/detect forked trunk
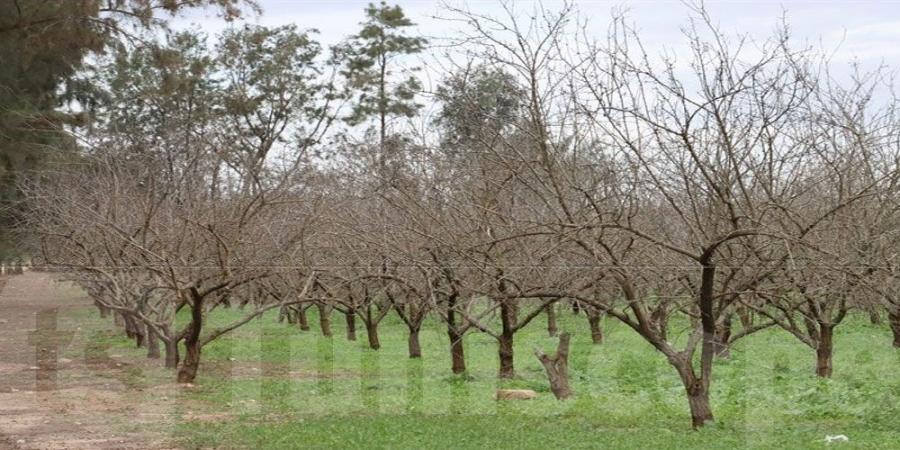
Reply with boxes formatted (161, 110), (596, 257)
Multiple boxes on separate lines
(816, 325), (834, 378)
(365, 320), (381, 350)
(178, 340), (201, 383)
(345, 311), (357, 341)
(672, 358), (714, 429)
(407, 327), (421, 358)
(687, 386), (714, 429)
(534, 332), (571, 400)
(177, 293), (203, 383)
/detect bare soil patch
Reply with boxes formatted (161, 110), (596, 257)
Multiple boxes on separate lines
(0, 272), (192, 450)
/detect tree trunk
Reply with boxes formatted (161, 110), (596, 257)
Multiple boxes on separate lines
(534, 332), (571, 400)
(687, 384), (714, 429)
(177, 292), (203, 384)
(545, 303), (558, 337)
(889, 308), (900, 348)
(365, 320), (380, 350)
(445, 294), (467, 374)
(164, 339), (179, 369)
(714, 314), (732, 359)
(449, 328), (466, 374)
(125, 316), (144, 348)
(869, 310), (882, 325)
(345, 311), (357, 341)
(587, 311), (603, 344)
(146, 326), (161, 359)
(498, 299), (517, 379)
(408, 327), (421, 358)
(738, 307), (753, 328)
(498, 331), (514, 379)
(671, 357), (714, 429)
(816, 325), (834, 378)
(97, 304), (109, 319)
(178, 339), (201, 383)
(317, 304), (332, 337)
(297, 307), (310, 331)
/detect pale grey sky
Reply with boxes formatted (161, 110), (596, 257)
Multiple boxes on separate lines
(175, 0), (900, 69)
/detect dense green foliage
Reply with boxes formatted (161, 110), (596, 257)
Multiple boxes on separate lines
(0, 0), (251, 258)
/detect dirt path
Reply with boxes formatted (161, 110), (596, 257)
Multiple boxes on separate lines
(0, 272), (181, 450)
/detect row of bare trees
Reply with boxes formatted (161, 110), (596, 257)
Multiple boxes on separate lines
(23, 2), (900, 429)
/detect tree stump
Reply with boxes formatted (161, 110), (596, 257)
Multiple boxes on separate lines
(534, 331), (571, 400)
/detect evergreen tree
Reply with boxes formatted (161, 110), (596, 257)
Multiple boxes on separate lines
(339, 1), (426, 173)
(0, 0), (251, 259)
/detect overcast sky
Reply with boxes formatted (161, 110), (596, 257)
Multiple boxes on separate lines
(174, 0), (900, 68)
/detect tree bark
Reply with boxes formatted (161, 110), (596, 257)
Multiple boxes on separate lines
(869, 310), (882, 325)
(445, 294), (466, 373)
(449, 328), (466, 374)
(345, 311), (357, 341)
(177, 294), (203, 384)
(714, 314), (732, 359)
(317, 304), (332, 337)
(498, 331), (514, 379)
(534, 332), (571, 400)
(816, 325), (834, 378)
(671, 356), (714, 430)
(738, 307), (753, 328)
(164, 338), (180, 369)
(498, 299), (517, 379)
(297, 307), (310, 331)
(687, 384), (714, 429)
(587, 311), (603, 344)
(146, 326), (161, 359)
(889, 308), (900, 348)
(365, 320), (380, 350)
(407, 327), (421, 358)
(545, 303), (558, 337)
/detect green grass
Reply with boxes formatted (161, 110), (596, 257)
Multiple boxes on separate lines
(64, 294), (900, 449)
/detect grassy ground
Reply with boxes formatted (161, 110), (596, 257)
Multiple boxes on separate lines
(67, 298), (900, 450)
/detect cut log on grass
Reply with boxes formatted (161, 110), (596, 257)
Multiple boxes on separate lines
(534, 331), (571, 400)
(494, 389), (537, 400)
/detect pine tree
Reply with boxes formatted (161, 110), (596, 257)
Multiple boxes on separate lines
(339, 1), (426, 174)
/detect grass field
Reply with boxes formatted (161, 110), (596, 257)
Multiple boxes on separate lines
(66, 299), (900, 449)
